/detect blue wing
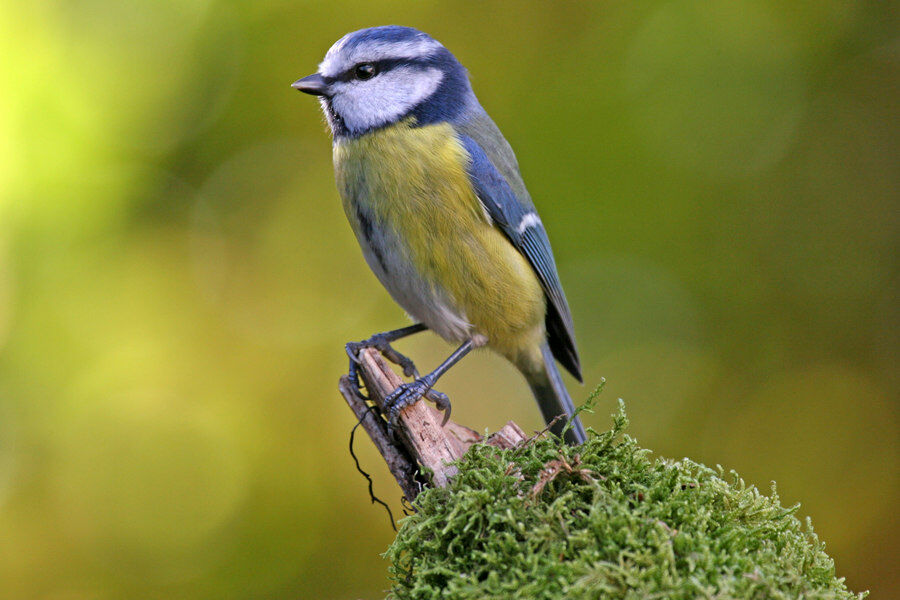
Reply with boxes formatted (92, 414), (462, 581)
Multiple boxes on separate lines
(457, 129), (582, 381)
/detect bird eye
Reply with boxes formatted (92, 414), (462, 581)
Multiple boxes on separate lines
(354, 63), (377, 80)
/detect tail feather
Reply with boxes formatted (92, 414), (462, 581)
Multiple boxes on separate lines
(525, 343), (587, 445)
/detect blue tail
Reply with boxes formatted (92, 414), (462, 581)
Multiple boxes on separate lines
(525, 343), (587, 445)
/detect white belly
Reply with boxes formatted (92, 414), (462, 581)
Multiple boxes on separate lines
(356, 222), (474, 343)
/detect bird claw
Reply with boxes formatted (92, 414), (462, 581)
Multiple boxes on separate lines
(346, 333), (421, 403)
(346, 334), (420, 380)
(345, 332), (451, 434)
(346, 354), (368, 400)
(385, 378), (453, 436)
(425, 389), (452, 425)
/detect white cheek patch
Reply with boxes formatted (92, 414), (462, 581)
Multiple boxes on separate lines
(319, 37), (442, 78)
(331, 66), (444, 133)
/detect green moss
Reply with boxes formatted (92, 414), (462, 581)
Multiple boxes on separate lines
(386, 400), (865, 599)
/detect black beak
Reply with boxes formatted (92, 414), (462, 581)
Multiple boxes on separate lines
(292, 73), (329, 96)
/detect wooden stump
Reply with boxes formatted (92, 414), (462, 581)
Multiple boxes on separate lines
(339, 347), (528, 501)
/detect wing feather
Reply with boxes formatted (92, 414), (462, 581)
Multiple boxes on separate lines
(456, 123), (582, 381)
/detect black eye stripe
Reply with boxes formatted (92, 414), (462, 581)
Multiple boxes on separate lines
(332, 57), (434, 83)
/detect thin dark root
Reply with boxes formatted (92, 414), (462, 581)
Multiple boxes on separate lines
(349, 408), (397, 531)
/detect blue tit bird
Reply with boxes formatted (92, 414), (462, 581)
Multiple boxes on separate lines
(293, 25), (586, 444)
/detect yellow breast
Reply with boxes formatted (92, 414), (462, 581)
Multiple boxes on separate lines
(333, 119), (545, 358)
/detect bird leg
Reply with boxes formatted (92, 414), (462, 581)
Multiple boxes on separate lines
(385, 340), (474, 437)
(346, 323), (428, 397)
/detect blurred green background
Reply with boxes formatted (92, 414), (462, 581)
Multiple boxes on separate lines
(0, 1), (896, 598)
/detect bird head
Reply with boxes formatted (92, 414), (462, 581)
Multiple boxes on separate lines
(293, 26), (476, 137)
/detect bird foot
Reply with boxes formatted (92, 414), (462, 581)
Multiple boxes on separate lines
(346, 334), (420, 398)
(385, 377), (452, 438)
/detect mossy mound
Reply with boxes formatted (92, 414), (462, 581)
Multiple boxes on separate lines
(386, 401), (864, 599)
